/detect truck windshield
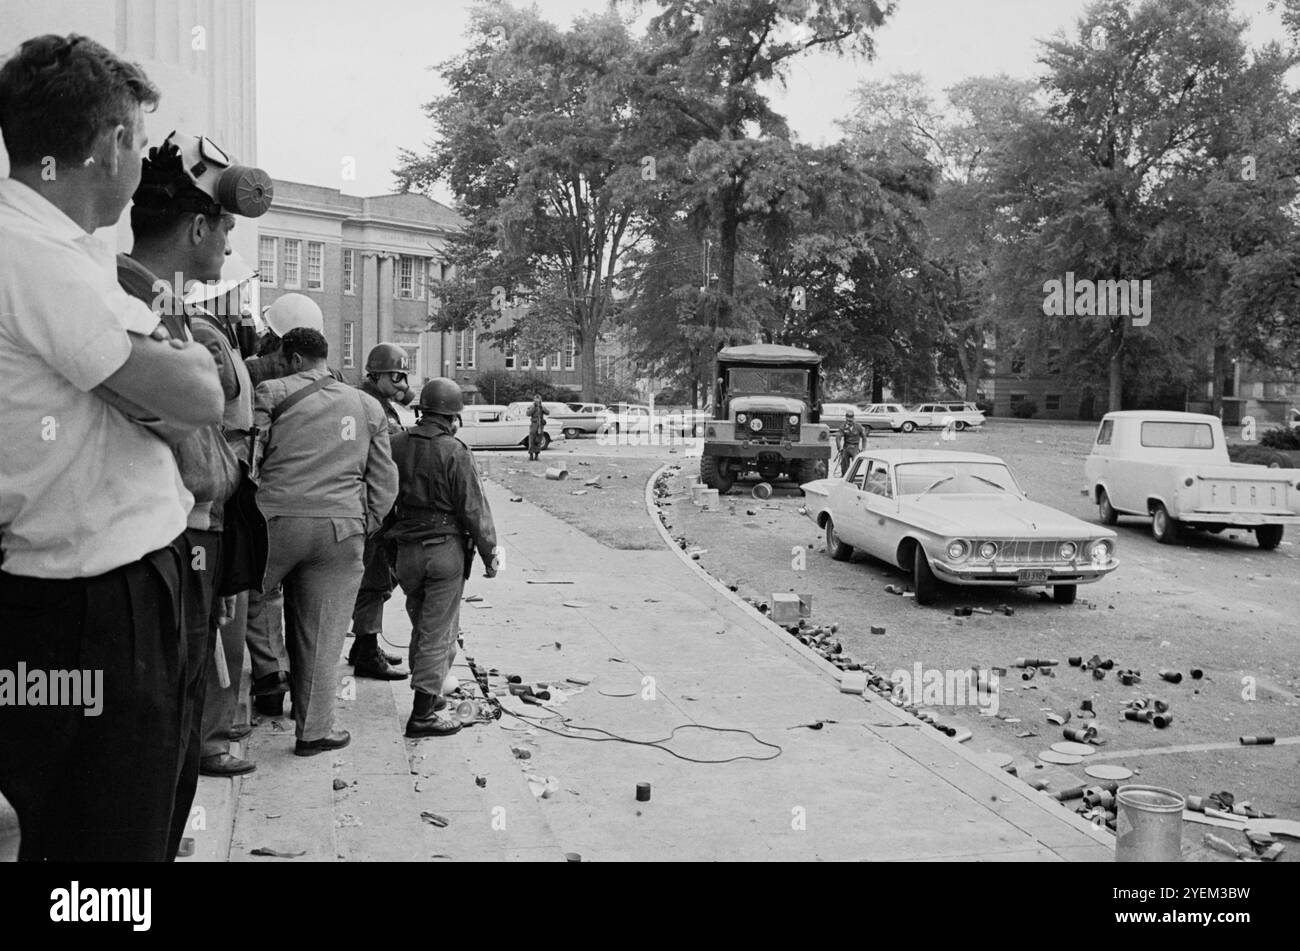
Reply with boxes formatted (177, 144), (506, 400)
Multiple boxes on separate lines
(727, 367), (809, 397)
(1140, 421), (1214, 449)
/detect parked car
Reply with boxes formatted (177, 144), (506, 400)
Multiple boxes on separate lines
(1084, 410), (1300, 548)
(910, 402), (986, 431)
(657, 405), (711, 436)
(505, 401), (587, 437)
(860, 403), (923, 432)
(801, 449), (1118, 605)
(820, 402), (869, 430)
(601, 402), (655, 434)
(459, 404), (554, 451)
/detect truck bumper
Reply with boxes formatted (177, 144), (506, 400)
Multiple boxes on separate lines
(1178, 512), (1300, 527)
(704, 442), (832, 461)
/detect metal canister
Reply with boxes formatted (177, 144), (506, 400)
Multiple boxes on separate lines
(1115, 785), (1185, 862)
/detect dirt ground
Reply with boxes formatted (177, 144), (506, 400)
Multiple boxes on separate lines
(479, 423), (1300, 861)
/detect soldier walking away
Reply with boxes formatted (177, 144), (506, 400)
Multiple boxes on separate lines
(388, 379), (499, 737)
(526, 393), (548, 461)
(836, 408), (868, 476)
(346, 342), (412, 680)
(251, 328), (398, 755)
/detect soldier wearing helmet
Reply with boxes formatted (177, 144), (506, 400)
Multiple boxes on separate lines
(387, 378), (498, 737)
(345, 342), (414, 679)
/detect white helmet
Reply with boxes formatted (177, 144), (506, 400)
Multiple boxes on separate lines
(264, 293), (323, 337)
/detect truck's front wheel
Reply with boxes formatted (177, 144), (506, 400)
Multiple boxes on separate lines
(1256, 525), (1284, 550)
(1151, 504), (1180, 545)
(700, 455), (734, 494)
(1097, 489), (1118, 526)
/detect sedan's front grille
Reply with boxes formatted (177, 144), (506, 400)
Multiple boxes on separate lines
(976, 539), (1073, 564)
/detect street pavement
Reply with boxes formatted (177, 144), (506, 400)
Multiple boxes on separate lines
(187, 474), (1115, 862)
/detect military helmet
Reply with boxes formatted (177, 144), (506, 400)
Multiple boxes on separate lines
(417, 377), (464, 415)
(264, 293), (323, 337)
(365, 342), (409, 374)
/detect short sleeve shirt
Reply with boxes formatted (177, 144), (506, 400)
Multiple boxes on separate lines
(0, 178), (191, 578)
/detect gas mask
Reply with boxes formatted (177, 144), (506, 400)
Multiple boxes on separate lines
(138, 131), (273, 218)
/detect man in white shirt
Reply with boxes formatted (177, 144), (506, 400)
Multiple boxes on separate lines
(0, 34), (224, 862)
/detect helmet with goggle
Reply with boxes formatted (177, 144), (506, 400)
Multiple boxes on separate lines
(133, 131), (273, 219)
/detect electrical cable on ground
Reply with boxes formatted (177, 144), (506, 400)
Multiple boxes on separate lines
(499, 707), (782, 764)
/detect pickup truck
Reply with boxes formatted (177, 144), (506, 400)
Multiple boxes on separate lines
(1084, 410), (1300, 549)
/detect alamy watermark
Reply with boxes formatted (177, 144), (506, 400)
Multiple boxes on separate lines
(889, 663), (999, 716)
(0, 664), (103, 716)
(1042, 272), (1151, 327)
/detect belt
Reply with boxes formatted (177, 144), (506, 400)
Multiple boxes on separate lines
(395, 503), (462, 532)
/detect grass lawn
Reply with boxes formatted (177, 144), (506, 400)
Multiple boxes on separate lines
(480, 451), (667, 550)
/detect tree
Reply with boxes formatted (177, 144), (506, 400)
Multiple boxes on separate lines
(843, 73), (1042, 401)
(989, 0), (1300, 411)
(622, 0), (895, 340)
(397, 3), (657, 400)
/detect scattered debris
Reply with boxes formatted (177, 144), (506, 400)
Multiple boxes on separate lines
(475, 775), (487, 788)
(420, 812), (450, 828)
(332, 778), (348, 791)
(250, 847), (306, 858)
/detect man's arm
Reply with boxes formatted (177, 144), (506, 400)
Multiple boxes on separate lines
(97, 331), (223, 430)
(362, 407), (399, 534)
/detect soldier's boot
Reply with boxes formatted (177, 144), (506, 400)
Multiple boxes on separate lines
(405, 689), (461, 738)
(351, 634), (409, 681)
(347, 632), (403, 667)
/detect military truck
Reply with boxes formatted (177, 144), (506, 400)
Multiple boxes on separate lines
(699, 344), (832, 494)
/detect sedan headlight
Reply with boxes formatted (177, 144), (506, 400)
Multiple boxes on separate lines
(1058, 541), (1078, 560)
(750, 417), (763, 432)
(788, 414), (799, 426)
(977, 541), (998, 560)
(736, 413), (747, 425)
(1089, 539), (1114, 565)
(946, 539), (969, 561)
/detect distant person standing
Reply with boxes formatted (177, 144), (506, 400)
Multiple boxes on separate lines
(0, 34), (223, 861)
(389, 379), (498, 737)
(836, 408), (868, 476)
(526, 394), (548, 461)
(251, 329), (398, 755)
(346, 342), (412, 680)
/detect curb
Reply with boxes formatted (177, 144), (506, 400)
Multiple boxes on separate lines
(643, 462), (1116, 851)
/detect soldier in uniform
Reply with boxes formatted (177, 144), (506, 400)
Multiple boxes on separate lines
(388, 379), (498, 737)
(526, 393), (548, 461)
(346, 342), (413, 679)
(836, 408), (868, 476)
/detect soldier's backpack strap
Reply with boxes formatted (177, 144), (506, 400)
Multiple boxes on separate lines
(270, 375), (335, 424)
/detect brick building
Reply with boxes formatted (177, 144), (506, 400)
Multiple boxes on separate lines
(258, 179), (585, 399)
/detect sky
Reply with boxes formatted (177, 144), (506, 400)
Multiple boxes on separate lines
(256, 0), (1290, 204)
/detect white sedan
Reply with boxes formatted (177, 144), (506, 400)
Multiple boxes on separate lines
(801, 449), (1118, 605)
(457, 404), (556, 451)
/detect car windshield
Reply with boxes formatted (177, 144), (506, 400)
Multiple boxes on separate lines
(895, 461), (1020, 496)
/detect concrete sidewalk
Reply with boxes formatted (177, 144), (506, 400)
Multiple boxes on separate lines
(194, 472), (1114, 862)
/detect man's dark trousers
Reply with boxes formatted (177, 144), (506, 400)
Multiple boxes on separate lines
(0, 540), (187, 861)
(166, 528), (222, 860)
(351, 533), (396, 636)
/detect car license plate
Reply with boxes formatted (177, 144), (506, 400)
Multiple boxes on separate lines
(1018, 570), (1049, 583)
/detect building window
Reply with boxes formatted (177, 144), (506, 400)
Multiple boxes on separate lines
(455, 329), (476, 369)
(416, 259), (426, 300)
(565, 336), (576, 371)
(306, 241), (324, 290)
(1010, 353), (1025, 375)
(1047, 347), (1061, 375)
(521, 355), (532, 370)
(551, 349), (562, 372)
(283, 239), (301, 289)
(1009, 392), (1027, 407)
(342, 249), (355, 295)
(343, 322), (356, 369)
(1045, 393), (1061, 411)
(397, 255), (413, 297)
(259, 236), (277, 286)
(505, 349), (516, 370)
